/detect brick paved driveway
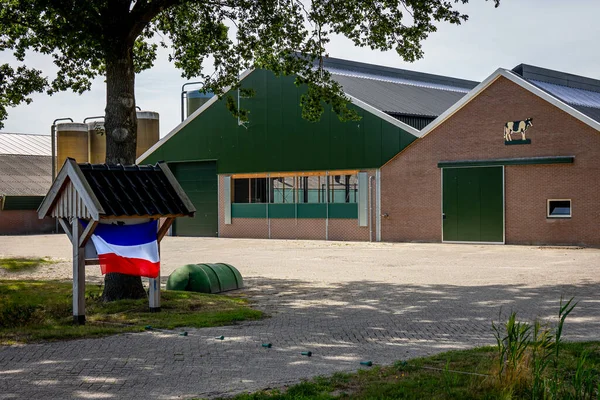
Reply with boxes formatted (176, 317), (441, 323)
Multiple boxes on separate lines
(1, 237), (600, 399)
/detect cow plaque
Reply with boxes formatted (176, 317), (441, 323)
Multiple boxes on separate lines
(504, 118), (533, 145)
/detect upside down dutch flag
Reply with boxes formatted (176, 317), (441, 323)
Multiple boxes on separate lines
(90, 220), (160, 278)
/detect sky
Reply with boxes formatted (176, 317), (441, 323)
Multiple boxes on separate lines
(2, 0), (600, 137)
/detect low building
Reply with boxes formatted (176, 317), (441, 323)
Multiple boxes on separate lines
(0, 133), (54, 235)
(140, 58), (600, 247)
(381, 64), (600, 247)
(139, 57), (478, 240)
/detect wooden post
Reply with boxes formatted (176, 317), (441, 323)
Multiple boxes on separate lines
(72, 218), (86, 324)
(149, 233), (160, 312)
(149, 218), (174, 312)
(149, 274), (161, 312)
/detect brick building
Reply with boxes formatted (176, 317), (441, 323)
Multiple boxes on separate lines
(139, 59), (600, 246)
(381, 65), (600, 247)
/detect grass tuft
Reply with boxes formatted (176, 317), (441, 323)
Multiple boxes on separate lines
(0, 280), (262, 344)
(0, 257), (57, 271)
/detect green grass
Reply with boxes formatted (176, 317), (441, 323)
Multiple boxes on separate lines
(0, 257), (57, 271)
(220, 343), (600, 400)
(0, 280), (262, 344)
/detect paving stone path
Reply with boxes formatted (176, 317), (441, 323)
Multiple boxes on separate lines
(1, 238), (600, 399)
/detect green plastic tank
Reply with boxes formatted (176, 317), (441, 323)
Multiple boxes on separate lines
(166, 263), (243, 293)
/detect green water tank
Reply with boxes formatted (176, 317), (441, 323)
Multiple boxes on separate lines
(166, 263), (243, 293)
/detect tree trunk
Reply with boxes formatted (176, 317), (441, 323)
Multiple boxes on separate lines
(101, 40), (146, 302)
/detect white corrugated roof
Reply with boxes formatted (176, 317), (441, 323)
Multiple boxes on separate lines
(0, 154), (52, 196)
(0, 132), (51, 156)
(531, 80), (600, 109)
(327, 68), (471, 94)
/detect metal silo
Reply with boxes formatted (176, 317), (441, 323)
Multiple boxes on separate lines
(56, 122), (88, 169)
(87, 121), (106, 164)
(136, 111), (160, 158)
(186, 90), (214, 117)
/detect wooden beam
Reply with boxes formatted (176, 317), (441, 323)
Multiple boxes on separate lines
(37, 163), (71, 219)
(72, 218), (86, 325)
(157, 218), (174, 242)
(58, 218), (73, 243)
(66, 159), (104, 219)
(101, 213), (187, 220)
(230, 170), (360, 179)
(78, 220), (98, 248)
(85, 258), (99, 266)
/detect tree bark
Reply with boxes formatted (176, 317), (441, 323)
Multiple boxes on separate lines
(101, 39), (146, 302)
(104, 42), (137, 165)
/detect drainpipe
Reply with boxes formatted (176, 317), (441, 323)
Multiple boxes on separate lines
(325, 172), (329, 241)
(369, 175), (374, 242)
(181, 81), (203, 122)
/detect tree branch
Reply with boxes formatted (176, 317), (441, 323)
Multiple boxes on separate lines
(128, 0), (182, 42)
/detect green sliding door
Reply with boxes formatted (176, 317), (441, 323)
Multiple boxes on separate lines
(442, 166), (503, 243)
(171, 161), (218, 237)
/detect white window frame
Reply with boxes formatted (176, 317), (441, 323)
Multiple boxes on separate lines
(547, 199), (572, 218)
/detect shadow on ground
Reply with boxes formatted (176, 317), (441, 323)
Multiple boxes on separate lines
(1, 277), (599, 399)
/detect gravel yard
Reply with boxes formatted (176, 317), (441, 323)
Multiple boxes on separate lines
(1, 235), (599, 399)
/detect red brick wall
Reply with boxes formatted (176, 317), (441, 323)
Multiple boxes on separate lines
(328, 219), (370, 241)
(0, 210), (55, 235)
(220, 218), (269, 239)
(270, 219), (326, 240)
(381, 76), (600, 246)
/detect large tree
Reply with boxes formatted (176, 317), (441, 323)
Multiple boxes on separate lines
(0, 0), (498, 301)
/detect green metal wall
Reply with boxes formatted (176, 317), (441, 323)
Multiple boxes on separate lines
(442, 167), (504, 243)
(1, 196), (45, 211)
(142, 69), (417, 174)
(231, 203), (358, 219)
(170, 161), (218, 237)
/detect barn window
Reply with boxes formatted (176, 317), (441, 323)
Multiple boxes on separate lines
(297, 175), (326, 203)
(547, 199), (571, 218)
(329, 174), (358, 203)
(233, 178), (267, 203)
(269, 177), (295, 203)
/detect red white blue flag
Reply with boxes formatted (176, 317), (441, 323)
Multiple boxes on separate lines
(90, 220), (160, 278)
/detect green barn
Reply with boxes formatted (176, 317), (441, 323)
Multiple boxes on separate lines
(139, 57), (477, 240)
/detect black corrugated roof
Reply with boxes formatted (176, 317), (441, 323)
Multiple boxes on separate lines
(78, 163), (194, 217)
(319, 57), (479, 118)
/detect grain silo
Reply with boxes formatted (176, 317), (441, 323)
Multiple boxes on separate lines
(83, 111), (159, 163)
(136, 111), (159, 158)
(87, 121), (106, 164)
(56, 122), (88, 169)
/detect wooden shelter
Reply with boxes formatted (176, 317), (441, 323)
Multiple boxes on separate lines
(38, 158), (196, 324)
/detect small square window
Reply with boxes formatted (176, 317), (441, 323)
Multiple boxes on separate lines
(547, 199), (571, 218)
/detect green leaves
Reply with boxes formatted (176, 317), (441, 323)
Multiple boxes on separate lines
(0, 64), (47, 129)
(0, 0), (501, 127)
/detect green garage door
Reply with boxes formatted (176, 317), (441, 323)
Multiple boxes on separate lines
(171, 161), (218, 237)
(443, 166), (504, 243)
